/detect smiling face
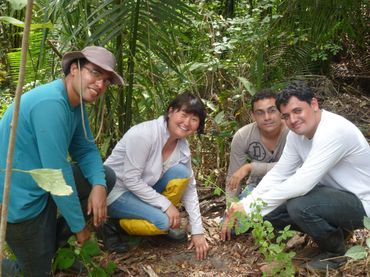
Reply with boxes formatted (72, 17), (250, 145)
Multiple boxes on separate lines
(68, 61), (112, 106)
(280, 96), (321, 139)
(167, 107), (200, 139)
(252, 97), (283, 134)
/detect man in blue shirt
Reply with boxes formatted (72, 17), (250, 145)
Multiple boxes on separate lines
(0, 46), (124, 276)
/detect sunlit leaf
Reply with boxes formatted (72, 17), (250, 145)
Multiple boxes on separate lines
(0, 16), (53, 30)
(7, 0), (27, 11)
(13, 168), (73, 196)
(237, 77), (256, 96)
(345, 245), (367, 260)
(214, 111), (225, 124)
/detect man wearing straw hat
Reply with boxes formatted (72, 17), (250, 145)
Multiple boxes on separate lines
(0, 46), (124, 276)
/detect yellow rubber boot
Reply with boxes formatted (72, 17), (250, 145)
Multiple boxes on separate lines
(119, 219), (167, 236)
(162, 177), (189, 205)
(119, 178), (189, 236)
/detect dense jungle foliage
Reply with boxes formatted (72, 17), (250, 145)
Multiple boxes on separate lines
(1, 0), (369, 186)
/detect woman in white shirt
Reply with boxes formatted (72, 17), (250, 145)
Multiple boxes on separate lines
(104, 92), (209, 260)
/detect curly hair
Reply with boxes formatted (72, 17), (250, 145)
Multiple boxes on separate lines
(276, 81), (315, 111)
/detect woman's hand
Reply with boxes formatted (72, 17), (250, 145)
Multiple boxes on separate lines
(165, 203), (180, 229)
(188, 234), (209, 260)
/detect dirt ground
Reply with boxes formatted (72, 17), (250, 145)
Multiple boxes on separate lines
(70, 207), (370, 277)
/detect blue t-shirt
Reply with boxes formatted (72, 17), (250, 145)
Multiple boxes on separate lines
(0, 79), (106, 232)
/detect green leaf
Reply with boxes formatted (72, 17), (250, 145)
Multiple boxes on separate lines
(54, 248), (75, 270)
(14, 168), (73, 196)
(366, 238), (370, 249)
(105, 261), (117, 275)
(214, 111), (225, 124)
(0, 16), (24, 26)
(0, 16), (53, 30)
(363, 216), (370, 229)
(213, 186), (222, 196)
(7, 0), (27, 10)
(90, 267), (108, 277)
(189, 62), (208, 72)
(237, 77), (256, 96)
(268, 244), (283, 254)
(82, 240), (101, 257)
(80, 249), (92, 264)
(345, 245), (367, 260)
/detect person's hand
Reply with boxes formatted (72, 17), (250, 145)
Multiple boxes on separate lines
(87, 185), (107, 227)
(165, 203), (180, 229)
(220, 208), (232, 241)
(75, 226), (90, 245)
(227, 164), (251, 191)
(188, 234), (209, 260)
(221, 202), (246, 241)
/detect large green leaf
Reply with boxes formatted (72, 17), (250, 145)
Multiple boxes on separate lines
(13, 168), (73, 196)
(54, 248), (75, 270)
(0, 16), (53, 29)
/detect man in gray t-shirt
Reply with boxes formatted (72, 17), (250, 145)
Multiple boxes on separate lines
(226, 89), (288, 203)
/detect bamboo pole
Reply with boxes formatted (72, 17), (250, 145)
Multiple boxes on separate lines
(0, 0), (34, 274)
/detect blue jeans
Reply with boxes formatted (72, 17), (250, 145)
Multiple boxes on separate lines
(2, 165), (116, 277)
(264, 185), (366, 242)
(108, 164), (189, 231)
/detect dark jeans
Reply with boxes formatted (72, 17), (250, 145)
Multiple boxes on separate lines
(264, 185), (366, 243)
(2, 165), (116, 277)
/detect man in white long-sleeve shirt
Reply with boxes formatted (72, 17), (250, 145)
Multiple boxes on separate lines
(221, 81), (370, 271)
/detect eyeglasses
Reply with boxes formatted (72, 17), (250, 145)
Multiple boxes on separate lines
(83, 66), (111, 87)
(253, 107), (279, 117)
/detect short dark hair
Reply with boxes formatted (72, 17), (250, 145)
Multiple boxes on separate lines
(276, 81), (315, 111)
(64, 58), (88, 75)
(250, 89), (278, 111)
(165, 92), (206, 135)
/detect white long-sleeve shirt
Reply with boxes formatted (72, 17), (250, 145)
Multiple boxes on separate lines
(105, 116), (203, 234)
(241, 110), (370, 217)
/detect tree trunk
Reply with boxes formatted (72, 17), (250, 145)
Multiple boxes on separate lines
(0, 0), (34, 271)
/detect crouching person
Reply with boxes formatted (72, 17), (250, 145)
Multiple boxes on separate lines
(0, 46), (124, 276)
(102, 92), (209, 260)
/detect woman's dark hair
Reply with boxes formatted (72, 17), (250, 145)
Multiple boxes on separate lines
(165, 92), (206, 135)
(276, 81), (315, 111)
(250, 89), (278, 111)
(64, 58), (88, 75)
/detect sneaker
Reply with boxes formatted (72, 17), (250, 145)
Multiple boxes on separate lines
(96, 219), (129, 253)
(165, 229), (188, 242)
(305, 251), (347, 271)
